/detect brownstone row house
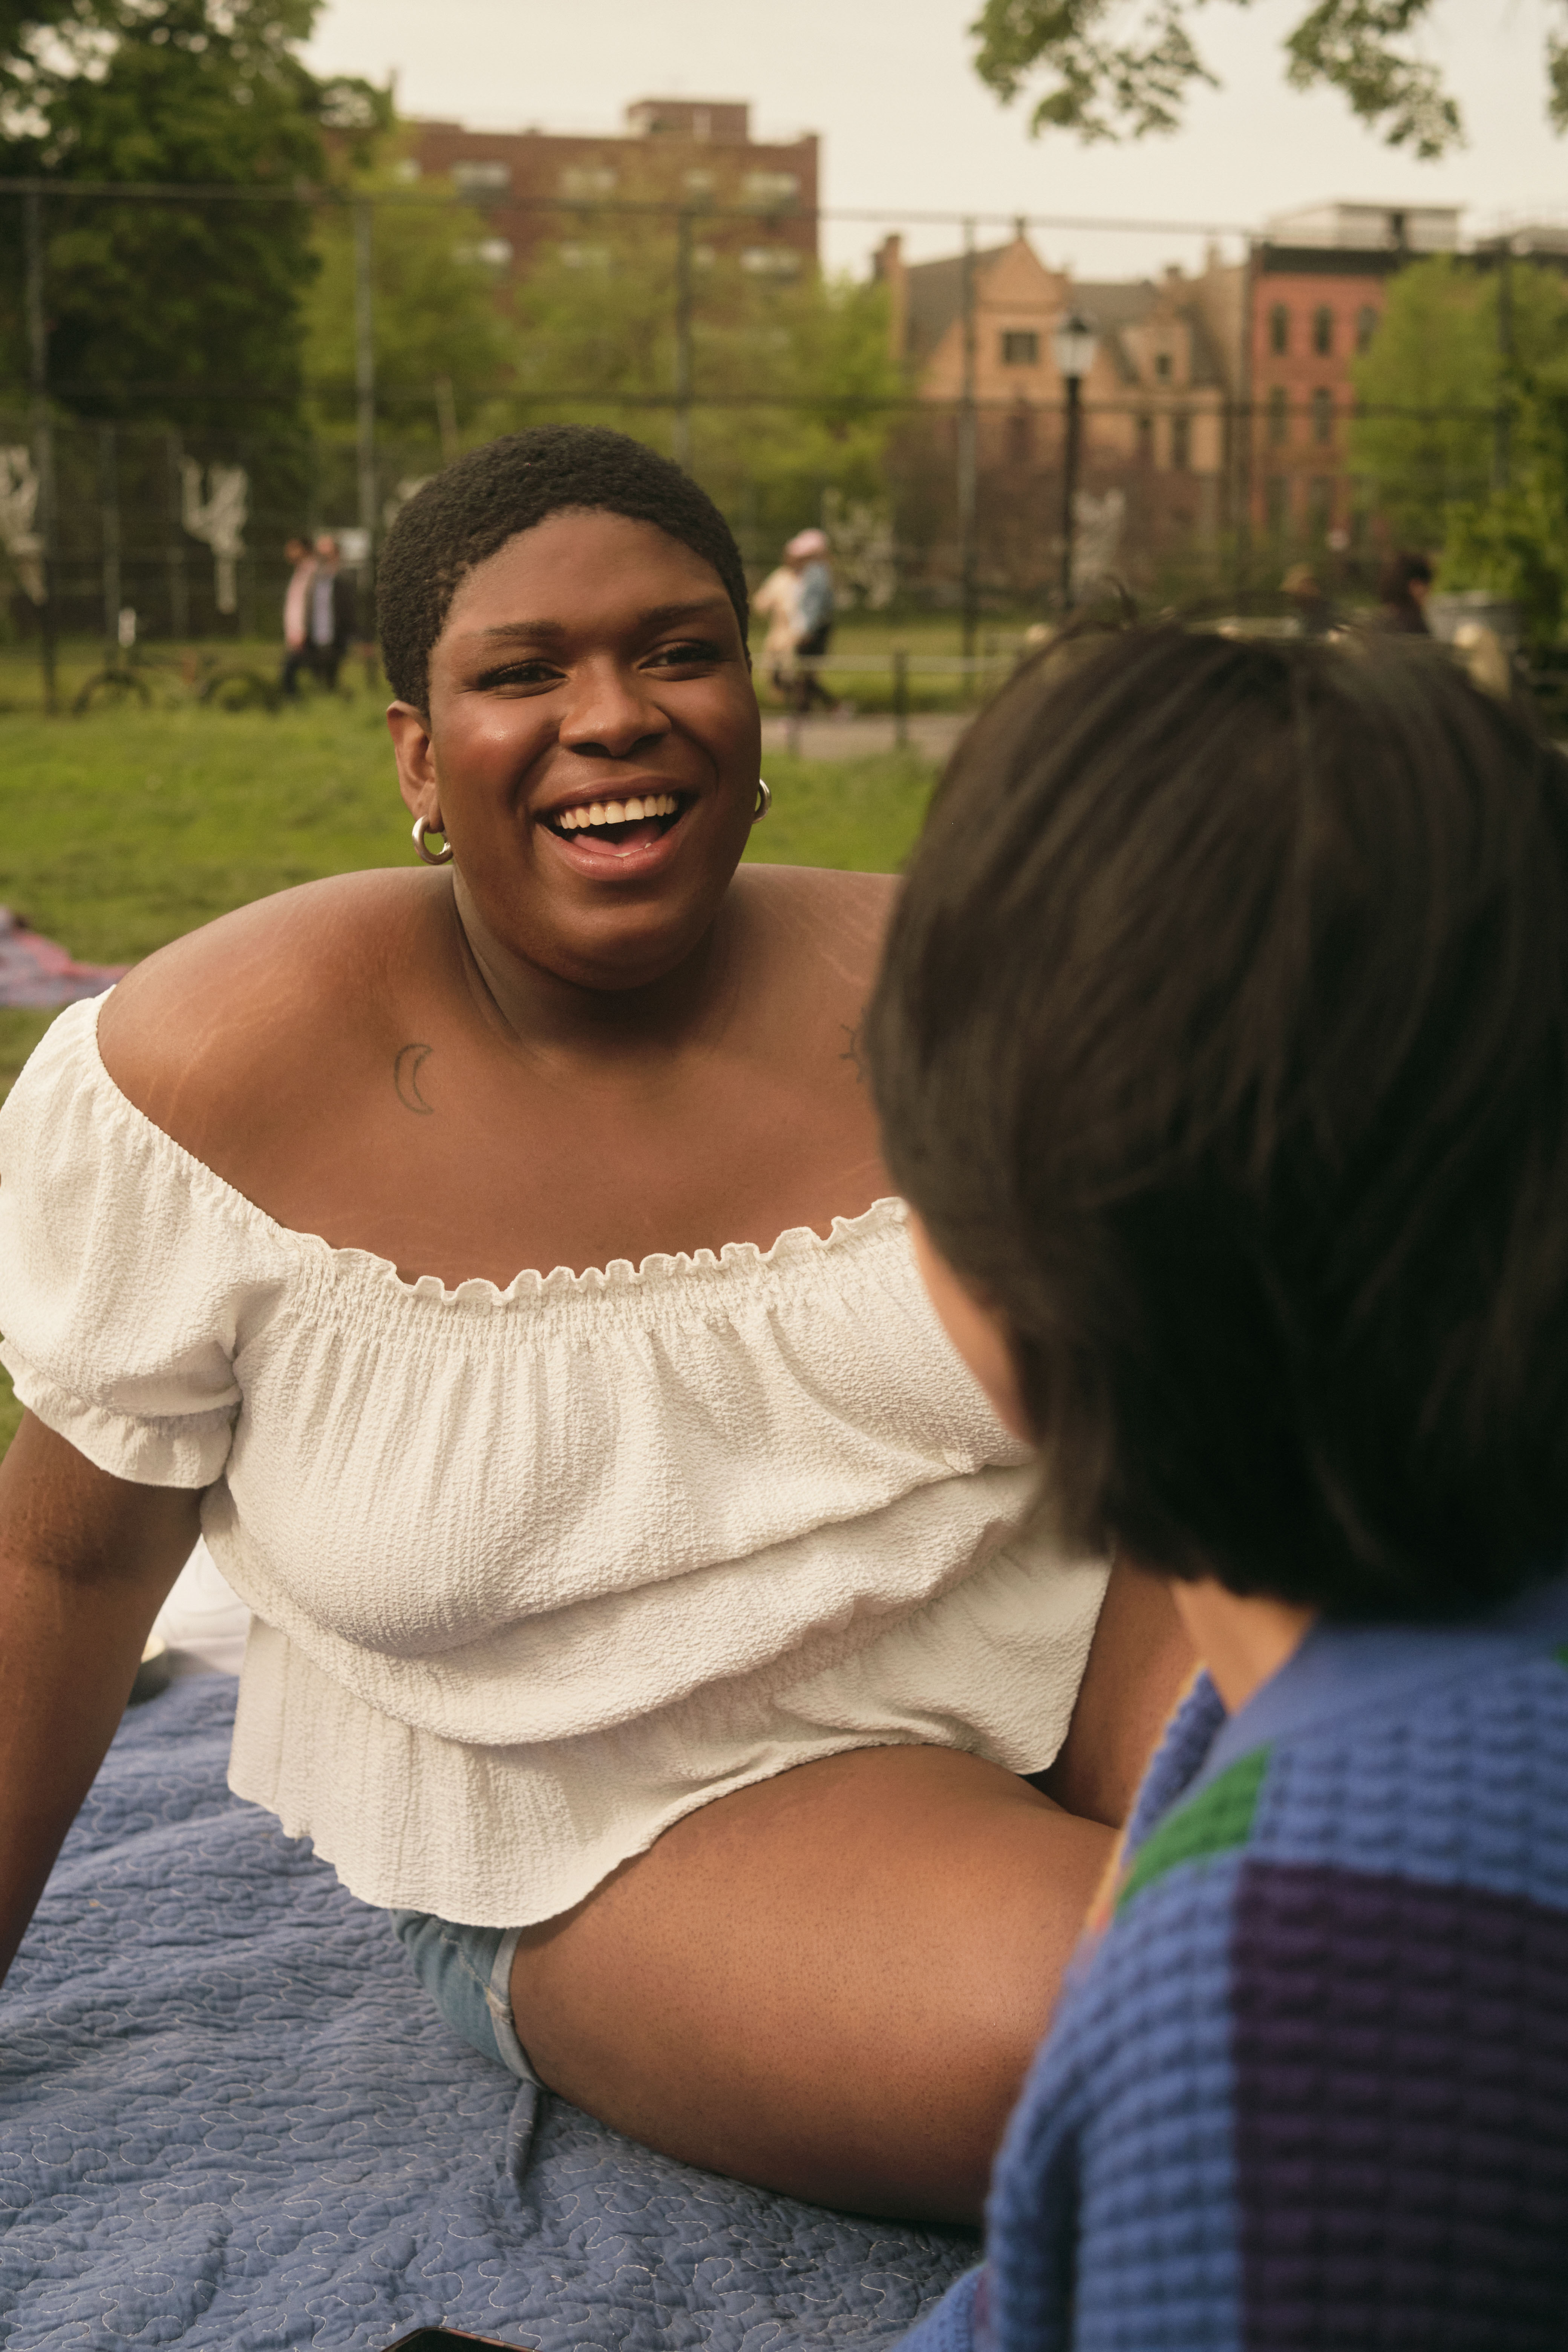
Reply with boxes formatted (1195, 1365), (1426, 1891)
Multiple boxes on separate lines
(873, 199), (1568, 593)
(874, 230), (1236, 594)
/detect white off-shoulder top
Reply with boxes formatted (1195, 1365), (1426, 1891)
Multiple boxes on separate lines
(0, 995), (1109, 1926)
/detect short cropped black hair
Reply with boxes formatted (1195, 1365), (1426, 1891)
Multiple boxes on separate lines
(870, 627), (1568, 1620)
(377, 426), (750, 710)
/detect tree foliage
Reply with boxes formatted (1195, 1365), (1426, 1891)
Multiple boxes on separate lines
(1442, 375), (1568, 646)
(1348, 257), (1568, 542)
(512, 236), (905, 555)
(1345, 254), (1568, 645)
(303, 153), (516, 452)
(0, 2), (386, 435)
(969, 0), (1568, 157)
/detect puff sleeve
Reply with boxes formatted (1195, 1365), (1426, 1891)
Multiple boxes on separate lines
(0, 995), (289, 1488)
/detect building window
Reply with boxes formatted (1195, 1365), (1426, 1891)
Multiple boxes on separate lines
(1170, 411), (1192, 471)
(1154, 351), (1173, 382)
(1000, 329), (1039, 366)
(740, 246), (801, 277)
(458, 236), (515, 270)
(559, 165), (618, 200)
(1268, 386), (1289, 446)
(1311, 387), (1334, 446)
(742, 170), (799, 208)
(452, 159), (511, 195)
(1269, 303), (1289, 355)
(1308, 476), (1334, 535)
(1266, 475), (1291, 537)
(1312, 306), (1334, 356)
(1006, 406), (1034, 465)
(1356, 305), (1379, 353)
(1136, 414), (1155, 465)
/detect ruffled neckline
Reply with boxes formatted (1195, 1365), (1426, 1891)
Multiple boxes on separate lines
(74, 993), (906, 1308)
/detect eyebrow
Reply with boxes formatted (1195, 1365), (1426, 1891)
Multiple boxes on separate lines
(462, 597), (732, 645)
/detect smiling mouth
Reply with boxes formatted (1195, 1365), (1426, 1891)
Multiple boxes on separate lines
(543, 790), (690, 851)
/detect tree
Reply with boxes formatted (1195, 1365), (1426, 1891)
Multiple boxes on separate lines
(0, 2), (386, 435)
(511, 236), (905, 561)
(302, 152), (517, 458)
(1442, 375), (1568, 647)
(969, 0), (1568, 158)
(1344, 253), (1568, 645)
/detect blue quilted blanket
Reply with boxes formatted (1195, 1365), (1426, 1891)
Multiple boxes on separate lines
(0, 1678), (975, 2348)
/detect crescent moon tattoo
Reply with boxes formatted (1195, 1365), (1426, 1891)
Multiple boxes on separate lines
(394, 1042), (436, 1116)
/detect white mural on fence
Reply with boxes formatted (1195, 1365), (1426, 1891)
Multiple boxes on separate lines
(0, 447), (46, 604)
(822, 490), (898, 611)
(180, 459), (249, 614)
(1071, 487), (1127, 600)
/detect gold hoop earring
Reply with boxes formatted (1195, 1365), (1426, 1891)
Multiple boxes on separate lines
(412, 815), (454, 866)
(752, 779), (772, 822)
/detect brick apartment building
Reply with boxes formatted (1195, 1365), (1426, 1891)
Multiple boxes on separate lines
(1244, 201), (1459, 547)
(403, 99), (818, 288)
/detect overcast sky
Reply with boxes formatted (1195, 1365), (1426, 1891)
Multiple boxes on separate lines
(303, 0), (1568, 283)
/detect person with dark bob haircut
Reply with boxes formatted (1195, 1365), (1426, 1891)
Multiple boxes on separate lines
(0, 426), (1191, 2225)
(873, 627), (1568, 2350)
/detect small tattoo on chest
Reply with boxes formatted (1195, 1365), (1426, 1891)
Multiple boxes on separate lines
(394, 1041), (436, 1115)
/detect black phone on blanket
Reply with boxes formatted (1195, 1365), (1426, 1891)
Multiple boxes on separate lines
(380, 2332), (527, 2350)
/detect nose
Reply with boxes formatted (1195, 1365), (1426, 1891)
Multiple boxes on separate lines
(558, 657), (671, 760)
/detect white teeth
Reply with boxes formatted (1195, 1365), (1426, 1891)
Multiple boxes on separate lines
(550, 792), (679, 833)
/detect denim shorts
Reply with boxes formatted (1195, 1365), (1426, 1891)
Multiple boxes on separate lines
(388, 1909), (540, 2084)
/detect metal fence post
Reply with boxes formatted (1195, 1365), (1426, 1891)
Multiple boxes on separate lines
(673, 209), (694, 472)
(893, 645), (908, 748)
(165, 427), (189, 639)
(958, 218), (978, 671)
(98, 423), (121, 650)
(24, 187), (58, 715)
(354, 196), (377, 631)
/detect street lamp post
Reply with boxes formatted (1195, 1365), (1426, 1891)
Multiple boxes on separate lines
(1051, 310), (1099, 611)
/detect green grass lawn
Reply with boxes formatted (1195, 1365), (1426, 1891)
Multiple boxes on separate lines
(0, 669), (940, 1454)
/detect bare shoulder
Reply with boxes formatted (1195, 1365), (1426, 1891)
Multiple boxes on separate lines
(97, 868), (445, 1153)
(737, 864), (900, 991)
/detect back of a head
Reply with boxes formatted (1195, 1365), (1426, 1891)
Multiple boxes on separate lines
(377, 425), (749, 712)
(870, 627), (1568, 1620)
(1380, 548), (1432, 604)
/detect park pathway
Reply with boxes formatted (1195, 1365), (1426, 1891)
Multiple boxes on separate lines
(760, 712), (969, 762)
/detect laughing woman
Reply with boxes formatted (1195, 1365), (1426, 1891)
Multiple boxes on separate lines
(0, 429), (1189, 2223)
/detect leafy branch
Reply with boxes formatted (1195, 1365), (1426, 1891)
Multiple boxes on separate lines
(969, 0), (1568, 155)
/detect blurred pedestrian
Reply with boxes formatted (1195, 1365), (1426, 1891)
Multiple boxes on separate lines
(787, 527), (841, 716)
(279, 534), (316, 698)
(1282, 562), (1331, 637)
(306, 533), (355, 692)
(1375, 550), (1433, 635)
(752, 552), (801, 703)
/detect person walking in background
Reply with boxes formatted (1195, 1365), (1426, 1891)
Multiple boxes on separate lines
(1282, 560), (1331, 637)
(787, 527), (841, 716)
(307, 533), (355, 692)
(279, 535), (316, 699)
(751, 549), (801, 704)
(1375, 549), (1433, 634)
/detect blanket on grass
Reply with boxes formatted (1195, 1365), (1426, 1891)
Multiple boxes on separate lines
(0, 909), (124, 1009)
(0, 1678), (974, 2350)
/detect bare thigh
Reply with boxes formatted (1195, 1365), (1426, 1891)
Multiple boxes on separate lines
(509, 1744), (1113, 2223)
